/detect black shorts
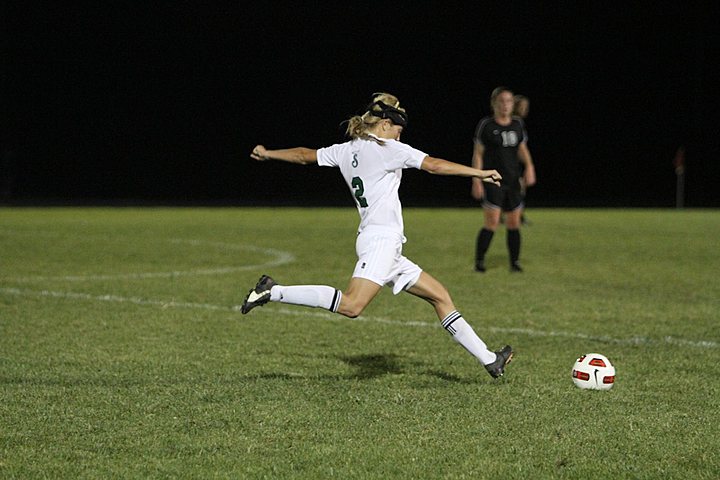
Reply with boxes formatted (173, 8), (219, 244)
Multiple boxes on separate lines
(483, 183), (524, 212)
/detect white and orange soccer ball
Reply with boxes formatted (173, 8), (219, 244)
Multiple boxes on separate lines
(572, 353), (616, 390)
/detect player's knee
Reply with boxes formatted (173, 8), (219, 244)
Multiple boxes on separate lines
(427, 285), (453, 309)
(338, 297), (366, 318)
(436, 290), (453, 309)
(339, 305), (363, 318)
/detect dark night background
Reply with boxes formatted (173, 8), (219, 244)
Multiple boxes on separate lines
(2, 2), (718, 207)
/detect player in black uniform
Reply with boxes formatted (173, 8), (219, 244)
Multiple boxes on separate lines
(513, 95), (531, 226)
(471, 87), (536, 272)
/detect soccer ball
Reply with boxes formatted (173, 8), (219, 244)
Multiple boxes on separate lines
(572, 353), (615, 390)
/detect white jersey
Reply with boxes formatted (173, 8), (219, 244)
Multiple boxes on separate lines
(317, 134), (427, 237)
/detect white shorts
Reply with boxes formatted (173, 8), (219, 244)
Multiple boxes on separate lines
(352, 227), (422, 295)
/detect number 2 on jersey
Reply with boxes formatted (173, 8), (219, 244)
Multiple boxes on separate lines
(351, 176), (368, 207)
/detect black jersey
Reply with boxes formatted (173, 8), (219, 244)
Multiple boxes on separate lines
(473, 116), (527, 187)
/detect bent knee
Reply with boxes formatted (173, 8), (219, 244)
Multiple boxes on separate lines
(436, 292), (453, 309)
(338, 299), (366, 318)
(428, 287), (453, 309)
(338, 305), (364, 318)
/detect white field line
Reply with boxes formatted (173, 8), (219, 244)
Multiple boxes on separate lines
(0, 287), (232, 311)
(6, 241), (295, 282)
(0, 287), (717, 350)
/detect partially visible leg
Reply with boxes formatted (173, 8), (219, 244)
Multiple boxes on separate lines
(244, 227), (390, 316)
(504, 209), (523, 271)
(271, 283), (343, 312)
(241, 275), (381, 317)
(271, 276), (381, 318)
(520, 179), (529, 225)
(476, 206), (501, 272)
(406, 272), (496, 365)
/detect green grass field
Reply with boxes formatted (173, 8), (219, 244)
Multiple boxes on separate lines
(1, 207), (718, 479)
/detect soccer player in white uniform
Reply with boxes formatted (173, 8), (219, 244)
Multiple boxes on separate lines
(243, 93), (513, 378)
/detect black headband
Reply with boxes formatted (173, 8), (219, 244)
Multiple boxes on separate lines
(367, 100), (408, 127)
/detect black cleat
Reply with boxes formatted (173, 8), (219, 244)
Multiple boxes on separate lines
(485, 345), (513, 378)
(241, 275), (276, 314)
(475, 260), (486, 273)
(510, 262), (523, 273)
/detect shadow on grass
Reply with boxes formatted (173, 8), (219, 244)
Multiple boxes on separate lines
(239, 354), (403, 381)
(338, 353), (403, 379)
(0, 355), (473, 387)
(339, 354), (471, 383)
(243, 353), (470, 383)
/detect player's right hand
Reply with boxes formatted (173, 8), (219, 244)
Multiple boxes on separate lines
(481, 169), (501, 187)
(250, 145), (269, 161)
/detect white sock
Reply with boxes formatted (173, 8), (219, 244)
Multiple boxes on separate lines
(441, 311), (497, 365)
(270, 285), (341, 312)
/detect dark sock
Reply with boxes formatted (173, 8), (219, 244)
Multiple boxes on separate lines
(507, 228), (521, 265)
(476, 228), (494, 267)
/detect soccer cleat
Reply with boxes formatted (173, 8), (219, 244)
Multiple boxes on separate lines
(485, 345), (513, 378)
(241, 275), (276, 314)
(475, 259), (486, 273)
(510, 262), (523, 273)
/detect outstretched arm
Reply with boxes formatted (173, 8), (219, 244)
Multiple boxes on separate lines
(250, 145), (318, 165)
(421, 155), (501, 186)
